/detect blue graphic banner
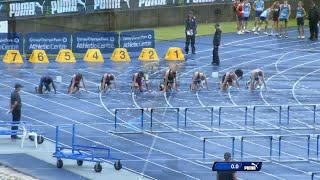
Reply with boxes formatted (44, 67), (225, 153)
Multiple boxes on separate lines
(24, 32), (71, 54)
(0, 33), (22, 54)
(120, 30), (155, 52)
(72, 32), (119, 53)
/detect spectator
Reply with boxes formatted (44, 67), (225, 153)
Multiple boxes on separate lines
(185, 11), (197, 54)
(10, 83), (23, 139)
(242, 0), (251, 33)
(236, 0), (245, 35)
(271, 1), (280, 36)
(233, 0), (240, 31)
(252, 0), (265, 32)
(279, 0), (291, 38)
(212, 23), (222, 66)
(308, 1), (319, 41)
(216, 152), (237, 180)
(254, 7), (272, 35)
(296, 1), (306, 39)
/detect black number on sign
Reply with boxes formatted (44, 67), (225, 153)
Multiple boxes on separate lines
(149, 50), (154, 59)
(38, 52), (44, 61)
(174, 50), (179, 59)
(65, 52), (70, 60)
(93, 51), (98, 59)
(12, 52), (17, 61)
(120, 51), (126, 59)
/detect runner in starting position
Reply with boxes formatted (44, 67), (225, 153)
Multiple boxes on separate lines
(35, 75), (56, 94)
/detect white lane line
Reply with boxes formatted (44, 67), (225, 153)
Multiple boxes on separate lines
(0, 93), (200, 180)
(0, 105), (156, 180)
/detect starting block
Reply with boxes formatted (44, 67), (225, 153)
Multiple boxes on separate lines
(111, 48), (130, 62)
(84, 49), (104, 63)
(138, 48), (159, 61)
(165, 47), (185, 61)
(29, 50), (49, 63)
(212, 72), (219, 78)
(56, 76), (62, 83)
(3, 50), (23, 64)
(56, 49), (76, 63)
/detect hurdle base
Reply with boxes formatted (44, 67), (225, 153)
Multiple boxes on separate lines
(281, 126), (315, 130)
(240, 157), (272, 163)
(309, 158), (320, 162)
(109, 130), (144, 134)
(145, 129), (179, 133)
(250, 127), (281, 131)
(272, 157), (309, 162)
(212, 127), (247, 132)
(181, 128), (213, 132)
(196, 158), (227, 165)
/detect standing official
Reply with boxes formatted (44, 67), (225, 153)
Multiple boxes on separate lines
(185, 11), (197, 54)
(309, 1), (319, 41)
(9, 83), (23, 139)
(212, 24), (222, 66)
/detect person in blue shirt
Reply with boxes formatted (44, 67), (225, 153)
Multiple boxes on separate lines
(296, 1), (306, 39)
(279, 0), (291, 38)
(252, 0), (264, 32)
(242, 0), (251, 33)
(254, 8), (272, 35)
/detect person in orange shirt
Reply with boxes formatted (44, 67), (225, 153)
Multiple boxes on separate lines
(236, 0), (245, 35)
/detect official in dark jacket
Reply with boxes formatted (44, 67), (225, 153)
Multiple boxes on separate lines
(10, 83), (23, 139)
(308, 1), (319, 41)
(185, 11), (197, 54)
(212, 24), (222, 66)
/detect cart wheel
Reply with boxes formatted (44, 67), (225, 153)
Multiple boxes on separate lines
(94, 163), (102, 173)
(37, 136), (44, 144)
(77, 160), (83, 166)
(114, 160), (122, 170)
(57, 159), (63, 168)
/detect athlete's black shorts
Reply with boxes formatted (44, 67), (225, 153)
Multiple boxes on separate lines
(101, 77), (111, 86)
(297, 17), (304, 26)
